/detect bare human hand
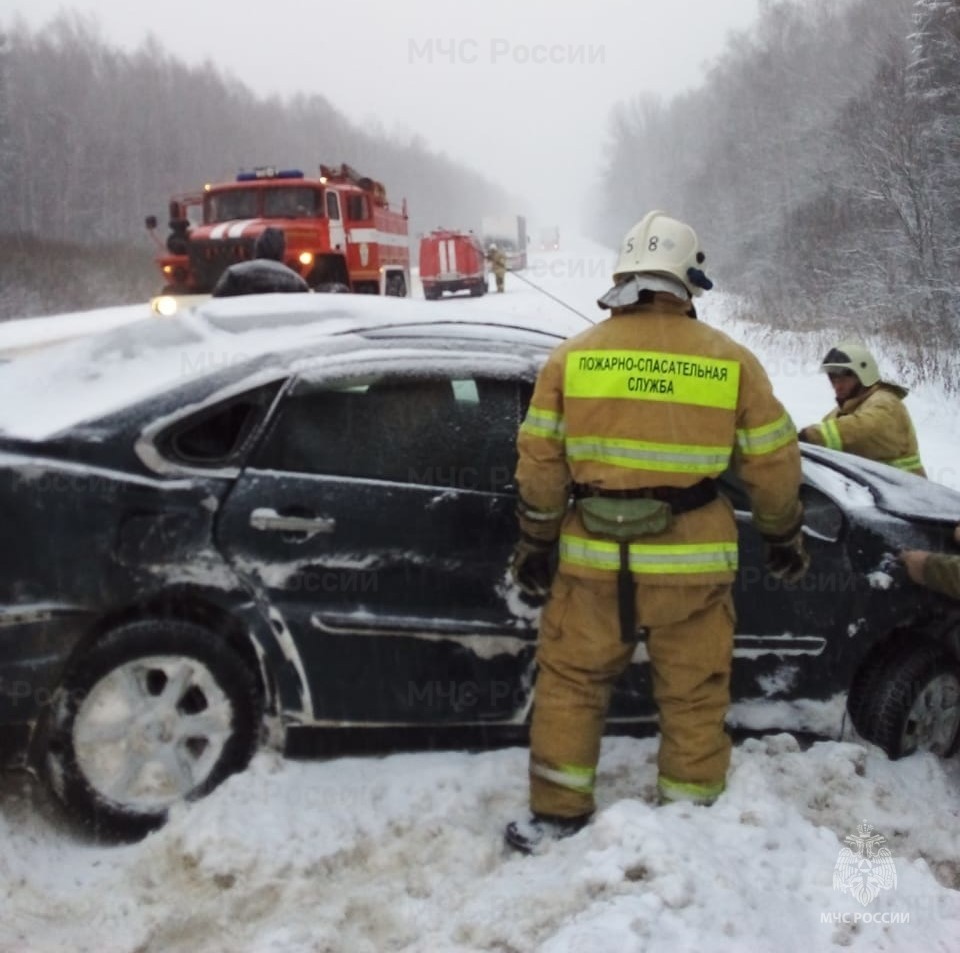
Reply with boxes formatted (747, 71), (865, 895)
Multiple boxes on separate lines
(900, 549), (929, 585)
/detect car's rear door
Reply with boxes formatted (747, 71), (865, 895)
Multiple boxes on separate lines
(216, 355), (539, 725)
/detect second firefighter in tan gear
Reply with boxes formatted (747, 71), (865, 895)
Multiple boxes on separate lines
(506, 211), (805, 848)
(487, 244), (507, 292)
(798, 341), (925, 476)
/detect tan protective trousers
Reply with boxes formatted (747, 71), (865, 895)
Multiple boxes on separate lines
(529, 573), (735, 817)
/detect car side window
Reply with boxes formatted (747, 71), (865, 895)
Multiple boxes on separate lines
(719, 469), (845, 542)
(253, 375), (527, 492)
(345, 194), (370, 220)
(326, 191), (341, 221)
(797, 482), (844, 541)
(159, 382), (282, 467)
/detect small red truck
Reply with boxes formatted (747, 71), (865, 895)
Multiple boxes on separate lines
(418, 229), (487, 300)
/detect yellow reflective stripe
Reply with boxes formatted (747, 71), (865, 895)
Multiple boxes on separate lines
(890, 454), (922, 471)
(658, 776), (725, 803)
(520, 405), (565, 441)
(566, 435), (731, 474)
(565, 349), (740, 409)
(560, 534), (738, 574)
(820, 419), (842, 451)
(522, 507), (566, 522)
(518, 497), (566, 521)
(531, 759), (595, 793)
(736, 412), (796, 456)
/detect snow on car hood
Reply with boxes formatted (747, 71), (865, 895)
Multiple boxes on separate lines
(0, 302), (152, 355)
(803, 444), (960, 523)
(0, 295), (564, 441)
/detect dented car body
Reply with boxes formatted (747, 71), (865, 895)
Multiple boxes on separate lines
(0, 295), (959, 836)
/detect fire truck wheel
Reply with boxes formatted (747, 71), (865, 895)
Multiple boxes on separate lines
(385, 274), (407, 297)
(470, 281), (485, 297)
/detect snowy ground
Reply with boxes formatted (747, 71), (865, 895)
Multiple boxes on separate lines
(2, 237), (960, 952)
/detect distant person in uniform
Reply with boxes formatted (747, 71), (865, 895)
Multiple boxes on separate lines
(487, 243), (507, 293)
(798, 341), (925, 476)
(212, 227), (310, 297)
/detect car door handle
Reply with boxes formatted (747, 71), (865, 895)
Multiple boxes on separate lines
(249, 508), (336, 536)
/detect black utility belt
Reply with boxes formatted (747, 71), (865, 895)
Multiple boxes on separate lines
(571, 478), (717, 515)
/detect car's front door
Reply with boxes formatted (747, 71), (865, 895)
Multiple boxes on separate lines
(325, 190), (346, 252)
(722, 470), (857, 706)
(216, 360), (539, 725)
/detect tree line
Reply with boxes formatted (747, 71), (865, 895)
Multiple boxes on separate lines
(0, 13), (511, 318)
(594, 0), (960, 388)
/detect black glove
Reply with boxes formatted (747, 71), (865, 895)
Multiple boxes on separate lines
(509, 537), (555, 599)
(763, 526), (810, 584)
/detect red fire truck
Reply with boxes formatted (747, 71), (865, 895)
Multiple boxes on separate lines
(418, 229), (487, 299)
(145, 164), (410, 296)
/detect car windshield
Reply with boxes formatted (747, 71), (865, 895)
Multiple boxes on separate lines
(206, 189), (259, 222)
(262, 187), (320, 218)
(205, 186), (322, 222)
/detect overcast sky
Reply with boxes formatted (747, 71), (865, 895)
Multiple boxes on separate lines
(7, 0), (762, 224)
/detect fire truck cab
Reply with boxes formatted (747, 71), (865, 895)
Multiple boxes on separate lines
(145, 164), (410, 297)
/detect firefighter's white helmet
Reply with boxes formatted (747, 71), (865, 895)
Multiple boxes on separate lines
(820, 342), (880, 387)
(598, 210), (713, 310)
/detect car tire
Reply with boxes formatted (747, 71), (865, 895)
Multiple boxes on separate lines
(849, 639), (960, 759)
(385, 273), (407, 297)
(44, 619), (261, 840)
(846, 636), (909, 739)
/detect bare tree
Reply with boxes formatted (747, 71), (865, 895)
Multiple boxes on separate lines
(595, 0), (960, 386)
(0, 13), (510, 246)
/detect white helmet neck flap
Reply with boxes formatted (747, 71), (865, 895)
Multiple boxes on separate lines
(598, 210), (713, 310)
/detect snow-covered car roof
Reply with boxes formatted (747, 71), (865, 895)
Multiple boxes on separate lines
(0, 295), (564, 441)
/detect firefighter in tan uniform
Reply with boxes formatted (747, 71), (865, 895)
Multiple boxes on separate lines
(487, 243), (507, 293)
(504, 211), (807, 854)
(798, 343), (925, 476)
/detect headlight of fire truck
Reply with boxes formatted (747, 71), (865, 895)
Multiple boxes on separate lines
(162, 263), (189, 284)
(298, 251), (314, 267)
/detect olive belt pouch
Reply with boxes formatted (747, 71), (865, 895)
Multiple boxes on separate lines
(577, 496), (673, 540)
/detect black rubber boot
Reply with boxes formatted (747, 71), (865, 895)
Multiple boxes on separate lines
(504, 812), (591, 855)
